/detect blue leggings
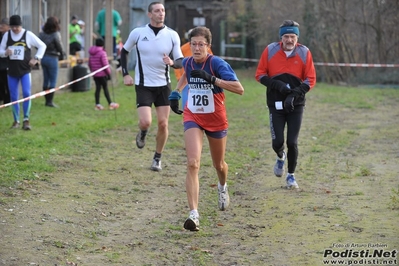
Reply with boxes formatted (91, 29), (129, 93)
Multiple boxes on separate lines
(8, 73), (32, 122)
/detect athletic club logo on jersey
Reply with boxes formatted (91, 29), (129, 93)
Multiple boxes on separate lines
(12, 41), (27, 50)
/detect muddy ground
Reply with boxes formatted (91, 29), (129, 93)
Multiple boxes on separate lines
(1, 85), (398, 266)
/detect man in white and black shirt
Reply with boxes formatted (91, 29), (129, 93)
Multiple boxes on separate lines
(120, 2), (183, 171)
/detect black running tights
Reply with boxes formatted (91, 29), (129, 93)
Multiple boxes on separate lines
(94, 76), (111, 105)
(269, 106), (304, 173)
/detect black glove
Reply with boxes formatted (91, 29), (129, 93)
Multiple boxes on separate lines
(291, 83), (310, 97)
(170, 100), (183, 115)
(190, 69), (216, 84)
(274, 82), (292, 95)
(106, 74), (111, 80)
(168, 91), (183, 115)
(260, 76), (291, 95)
(284, 95), (295, 113)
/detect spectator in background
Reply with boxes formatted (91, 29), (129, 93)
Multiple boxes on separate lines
(69, 15), (81, 56)
(76, 20), (86, 59)
(0, 17), (10, 105)
(174, 28), (213, 109)
(115, 29), (123, 70)
(38, 16), (65, 107)
(0, 15), (46, 130)
(76, 20), (98, 59)
(255, 20), (316, 189)
(88, 38), (119, 111)
(95, 0), (122, 58)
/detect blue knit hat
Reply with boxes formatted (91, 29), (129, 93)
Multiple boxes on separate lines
(279, 26), (300, 38)
(279, 20), (300, 38)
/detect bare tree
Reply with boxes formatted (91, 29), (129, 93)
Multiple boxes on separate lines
(226, 0), (399, 84)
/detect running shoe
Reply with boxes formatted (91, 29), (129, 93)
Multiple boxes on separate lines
(136, 131), (146, 149)
(109, 102), (119, 110)
(95, 104), (104, 110)
(10, 121), (20, 129)
(184, 214), (199, 231)
(286, 174), (299, 189)
(218, 186), (230, 211)
(274, 151), (286, 177)
(22, 120), (31, 130)
(150, 159), (162, 171)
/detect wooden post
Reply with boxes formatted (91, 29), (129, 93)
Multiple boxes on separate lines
(31, 0), (41, 34)
(84, 0), (94, 60)
(0, 0), (9, 21)
(105, 0), (114, 59)
(60, 0), (70, 57)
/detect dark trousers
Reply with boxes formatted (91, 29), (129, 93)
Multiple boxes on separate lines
(41, 55), (59, 104)
(94, 76), (111, 105)
(69, 42), (82, 56)
(102, 36), (117, 58)
(269, 106), (304, 173)
(0, 69), (10, 104)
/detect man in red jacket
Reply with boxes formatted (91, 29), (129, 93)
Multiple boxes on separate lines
(255, 20), (316, 189)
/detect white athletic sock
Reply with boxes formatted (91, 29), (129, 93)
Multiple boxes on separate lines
(190, 209), (199, 218)
(218, 182), (227, 191)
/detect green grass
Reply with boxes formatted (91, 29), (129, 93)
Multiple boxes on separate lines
(313, 83), (398, 108)
(0, 69), (398, 189)
(0, 79), (131, 187)
(1, 69), (399, 265)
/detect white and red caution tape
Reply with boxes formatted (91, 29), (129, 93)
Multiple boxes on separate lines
(219, 56), (399, 68)
(313, 62), (399, 67)
(1, 56), (397, 109)
(0, 65), (109, 109)
(220, 56), (259, 63)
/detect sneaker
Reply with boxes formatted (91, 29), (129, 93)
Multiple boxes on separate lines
(22, 120), (31, 130)
(274, 151), (286, 177)
(136, 131), (146, 149)
(45, 102), (58, 108)
(150, 159), (162, 171)
(109, 102), (119, 110)
(218, 185), (230, 211)
(184, 214), (199, 231)
(11, 121), (20, 129)
(95, 104), (104, 110)
(286, 174), (299, 189)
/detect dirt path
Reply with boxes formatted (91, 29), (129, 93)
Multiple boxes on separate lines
(1, 89), (398, 266)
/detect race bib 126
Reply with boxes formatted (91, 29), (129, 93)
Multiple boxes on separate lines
(187, 89), (215, 113)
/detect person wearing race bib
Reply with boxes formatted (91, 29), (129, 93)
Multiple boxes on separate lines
(120, 2), (183, 172)
(174, 28), (213, 110)
(169, 26), (244, 231)
(255, 20), (316, 189)
(0, 15), (46, 130)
